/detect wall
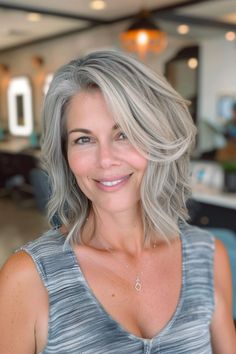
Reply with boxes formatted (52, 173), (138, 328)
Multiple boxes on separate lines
(198, 38), (236, 152)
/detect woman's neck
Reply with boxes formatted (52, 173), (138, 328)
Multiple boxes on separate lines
(85, 206), (146, 256)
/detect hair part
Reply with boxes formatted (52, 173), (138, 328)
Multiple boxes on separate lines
(41, 49), (197, 246)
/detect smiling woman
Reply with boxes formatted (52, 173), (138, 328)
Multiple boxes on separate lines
(42, 50), (196, 246)
(0, 50), (235, 354)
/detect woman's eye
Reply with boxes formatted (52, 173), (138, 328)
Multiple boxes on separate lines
(117, 132), (127, 140)
(75, 136), (92, 144)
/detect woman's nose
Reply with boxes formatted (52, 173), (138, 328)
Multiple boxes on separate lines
(97, 142), (120, 169)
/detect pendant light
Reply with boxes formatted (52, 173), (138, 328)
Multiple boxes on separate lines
(90, 0), (107, 10)
(120, 10), (167, 58)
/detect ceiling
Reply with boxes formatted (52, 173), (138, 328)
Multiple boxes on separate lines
(0, 0), (236, 53)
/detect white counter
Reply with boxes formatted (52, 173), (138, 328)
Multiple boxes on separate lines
(192, 186), (236, 210)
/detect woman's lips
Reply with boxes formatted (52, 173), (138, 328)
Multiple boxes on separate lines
(94, 174), (132, 190)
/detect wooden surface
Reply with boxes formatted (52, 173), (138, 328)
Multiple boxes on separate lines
(0, 137), (30, 153)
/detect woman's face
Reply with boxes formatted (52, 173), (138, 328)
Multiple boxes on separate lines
(66, 90), (147, 214)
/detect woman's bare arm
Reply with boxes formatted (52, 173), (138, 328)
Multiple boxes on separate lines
(0, 251), (48, 354)
(211, 239), (236, 353)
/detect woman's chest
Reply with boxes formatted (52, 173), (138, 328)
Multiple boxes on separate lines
(75, 242), (182, 339)
(38, 237), (214, 353)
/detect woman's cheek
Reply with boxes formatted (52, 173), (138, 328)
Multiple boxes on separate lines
(68, 152), (93, 176)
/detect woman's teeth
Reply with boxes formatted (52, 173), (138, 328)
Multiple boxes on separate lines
(99, 176), (129, 187)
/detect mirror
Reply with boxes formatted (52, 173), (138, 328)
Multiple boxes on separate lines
(7, 77), (33, 136)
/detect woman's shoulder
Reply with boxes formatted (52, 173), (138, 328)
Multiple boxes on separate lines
(214, 238), (231, 280)
(0, 249), (38, 283)
(211, 240), (236, 350)
(0, 250), (48, 353)
(0, 250), (46, 321)
(17, 228), (69, 285)
(0, 230), (57, 290)
(20, 228), (66, 254)
(180, 223), (215, 249)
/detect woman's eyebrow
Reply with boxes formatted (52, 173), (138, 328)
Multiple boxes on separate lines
(113, 124), (119, 130)
(68, 128), (91, 135)
(68, 124), (119, 135)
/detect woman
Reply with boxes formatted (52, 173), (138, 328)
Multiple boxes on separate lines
(0, 50), (235, 353)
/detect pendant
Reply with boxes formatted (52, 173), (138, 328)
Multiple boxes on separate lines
(134, 275), (142, 292)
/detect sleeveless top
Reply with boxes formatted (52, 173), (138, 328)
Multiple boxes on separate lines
(20, 223), (215, 354)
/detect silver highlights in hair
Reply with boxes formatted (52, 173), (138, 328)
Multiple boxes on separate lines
(41, 50), (197, 245)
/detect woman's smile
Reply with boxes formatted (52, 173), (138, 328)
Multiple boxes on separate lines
(93, 173), (133, 191)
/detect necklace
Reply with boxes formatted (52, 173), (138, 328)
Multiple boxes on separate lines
(134, 274), (142, 292)
(96, 236), (157, 292)
(108, 248), (144, 292)
(134, 244), (157, 291)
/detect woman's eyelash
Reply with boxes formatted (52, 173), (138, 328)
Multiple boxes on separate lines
(73, 132), (127, 144)
(74, 136), (92, 144)
(118, 132), (127, 140)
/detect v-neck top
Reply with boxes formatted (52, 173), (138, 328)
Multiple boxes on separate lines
(20, 223), (215, 354)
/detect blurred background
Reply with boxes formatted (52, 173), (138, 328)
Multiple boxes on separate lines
(0, 0), (236, 320)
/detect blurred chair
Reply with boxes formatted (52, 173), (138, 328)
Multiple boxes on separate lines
(29, 168), (49, 213)
(0, 152), (38, 200)
(29, 168), (62, 228)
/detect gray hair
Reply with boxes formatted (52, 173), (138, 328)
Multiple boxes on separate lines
(41, 49), (197, 245)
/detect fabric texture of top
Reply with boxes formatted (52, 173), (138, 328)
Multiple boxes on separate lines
(20, 223), (215, 354)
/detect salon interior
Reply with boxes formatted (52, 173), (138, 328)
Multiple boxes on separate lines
(0, 0), (236, 320)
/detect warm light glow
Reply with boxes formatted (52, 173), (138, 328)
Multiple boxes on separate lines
(188, 58), (198, 69)
(120, 29), (167, 58)
(120, 10), (167, 58)
(90, 0), (106, 10)
(177, 24), (189, 35)
(225, 31), (235, 41)
(137, 31), (149, 45)
(27, 12), (42, 22)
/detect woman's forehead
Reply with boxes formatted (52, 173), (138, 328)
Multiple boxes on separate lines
(66, 90), (117, 130)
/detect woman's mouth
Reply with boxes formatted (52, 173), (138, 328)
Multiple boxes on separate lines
(94, 174), (132, 190)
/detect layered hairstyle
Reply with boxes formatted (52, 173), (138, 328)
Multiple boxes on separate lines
(41, 49), (197, 245)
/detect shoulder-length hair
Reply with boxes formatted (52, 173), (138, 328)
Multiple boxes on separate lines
(41, 50), (197, 246)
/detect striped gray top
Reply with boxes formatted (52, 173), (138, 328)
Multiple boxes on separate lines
(21, 223), (215, 354)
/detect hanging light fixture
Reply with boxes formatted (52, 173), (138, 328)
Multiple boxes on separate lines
(90, 0), (106, 11)
(120, 10), (167, 58)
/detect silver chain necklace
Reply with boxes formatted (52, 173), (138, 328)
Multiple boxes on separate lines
(96, 236), (157, 292)
(108, 248), (144, 292)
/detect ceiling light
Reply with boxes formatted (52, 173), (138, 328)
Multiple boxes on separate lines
(27, 12), (42, 22)
(177, 24), (189, 35)
(120, 10), (167, 58)
(225, 31), (235, 41)
(90, 0), (107, 10)
(188, 58), (198, 69)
